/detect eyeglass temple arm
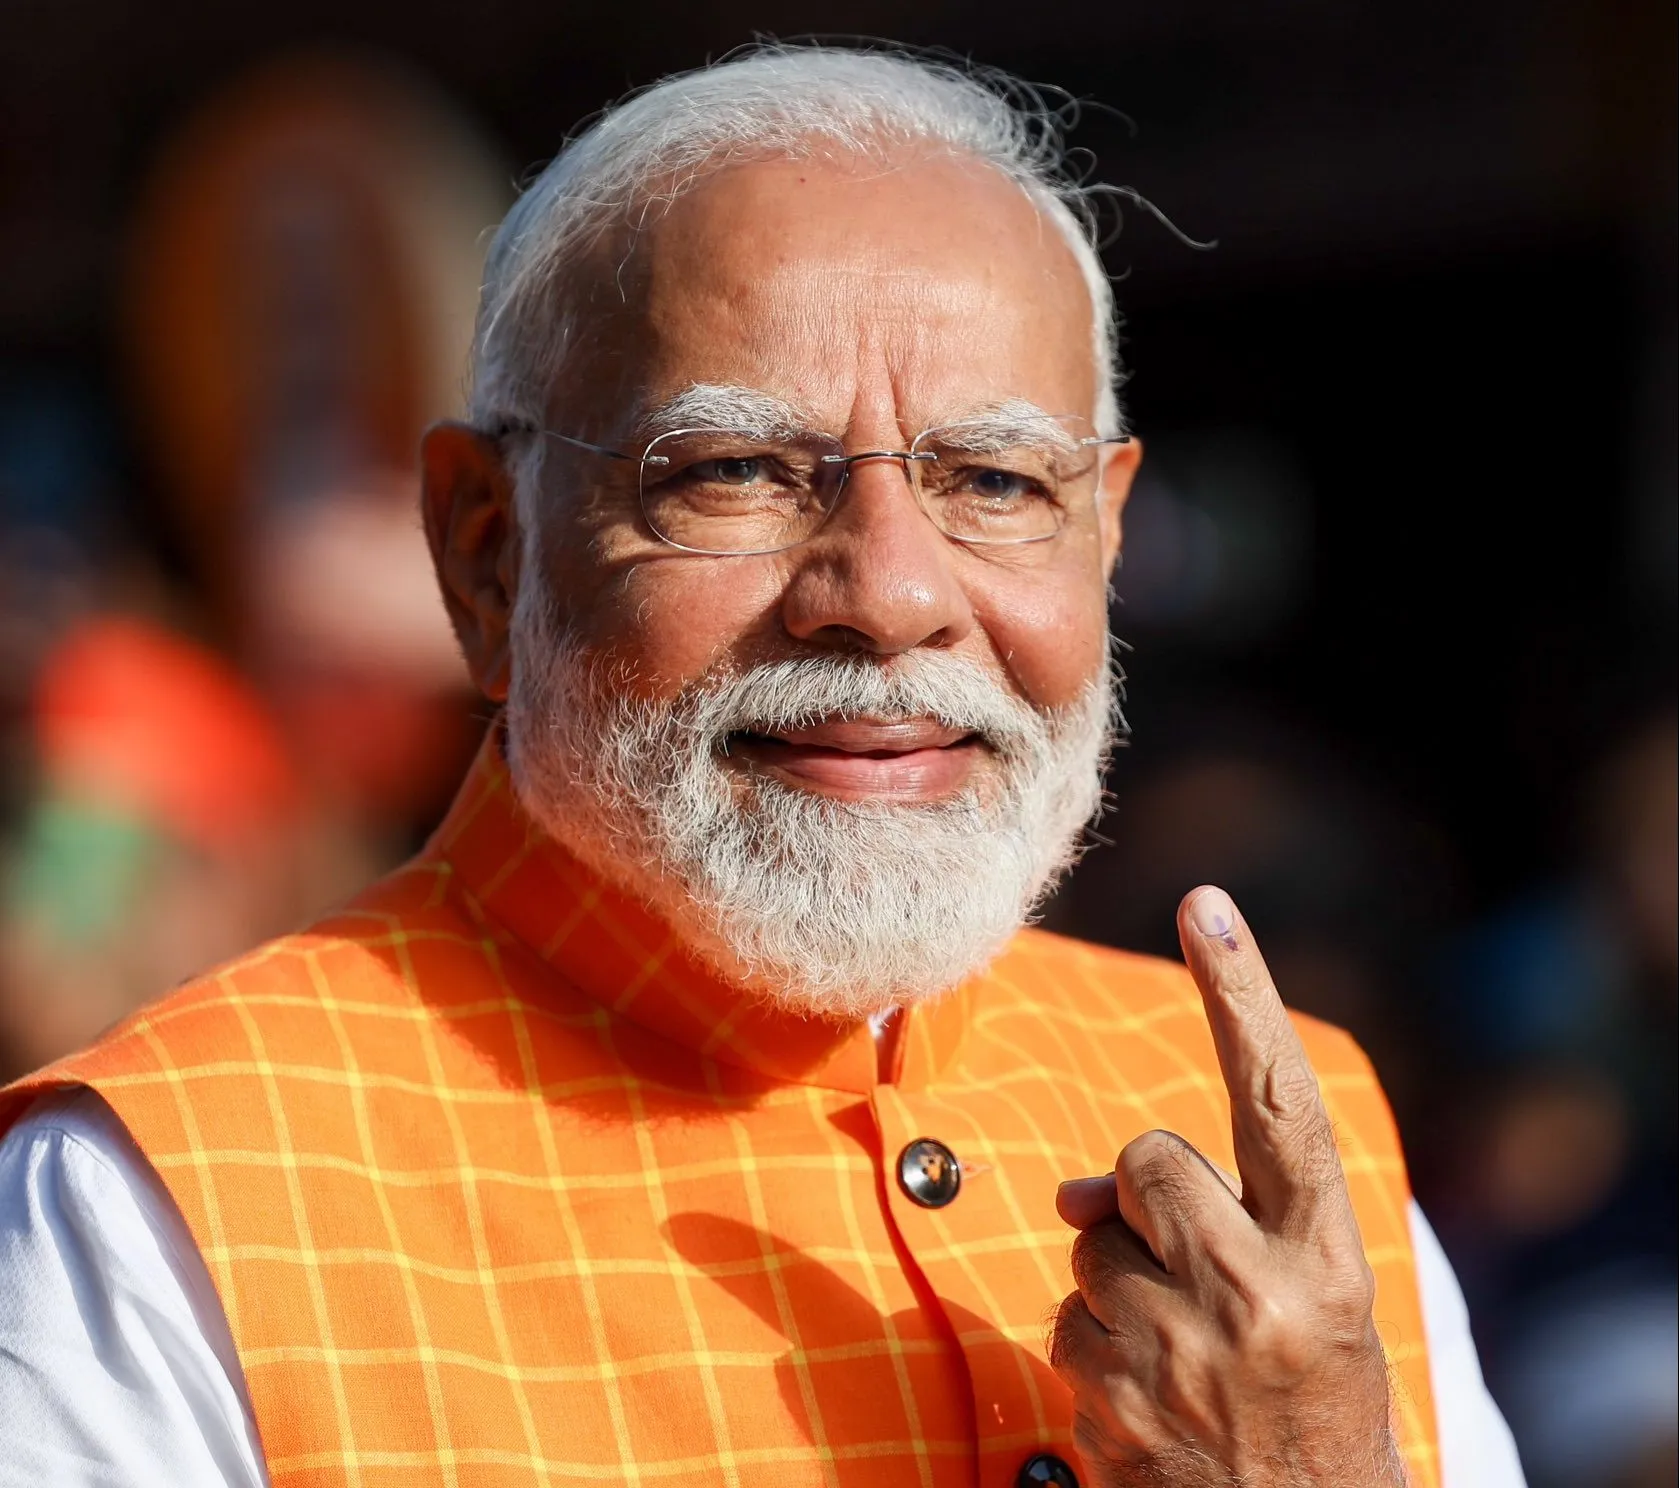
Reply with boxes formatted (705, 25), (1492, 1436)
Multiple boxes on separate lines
(488, 420), (639, 462)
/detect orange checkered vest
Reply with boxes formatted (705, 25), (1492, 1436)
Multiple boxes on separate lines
(1, 741), (1440, 1488)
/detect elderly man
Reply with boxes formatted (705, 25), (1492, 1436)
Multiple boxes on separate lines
(0, 45), (1523, 1488)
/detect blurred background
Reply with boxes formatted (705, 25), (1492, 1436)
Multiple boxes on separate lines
(0, 3), (1671, 1484)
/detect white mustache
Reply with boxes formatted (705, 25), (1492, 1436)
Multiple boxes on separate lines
(672, 653), (1048, 761)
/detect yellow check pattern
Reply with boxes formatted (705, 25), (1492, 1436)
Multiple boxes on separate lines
(2, 737), (1439, 1488)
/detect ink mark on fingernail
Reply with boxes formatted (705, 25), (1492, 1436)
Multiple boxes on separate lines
(1190, 889), (1241, 946)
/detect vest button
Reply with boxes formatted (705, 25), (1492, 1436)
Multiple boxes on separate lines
(1016, 1453), (1080, 1487)
(896, 1138), (962, 1207)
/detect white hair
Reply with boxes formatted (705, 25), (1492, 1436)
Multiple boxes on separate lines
(467, 43), (1126, 437)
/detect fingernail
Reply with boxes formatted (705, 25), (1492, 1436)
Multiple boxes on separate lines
(1056, 1175), (1111, 1201)
(1191, 887), (1240, 950)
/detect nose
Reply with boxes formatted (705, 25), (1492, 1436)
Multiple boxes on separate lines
(778, 455), (976, 655)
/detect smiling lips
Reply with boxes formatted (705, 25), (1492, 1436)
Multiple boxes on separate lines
(727, 717), (986, 802)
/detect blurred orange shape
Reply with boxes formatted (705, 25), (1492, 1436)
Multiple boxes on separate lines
(35, 616), (299, 853)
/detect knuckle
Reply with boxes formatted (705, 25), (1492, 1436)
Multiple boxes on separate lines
(1217, 1280), (1318, 1378)
(1229, 1257), (1381, 1376)
(1306, 1231), (1379, 1313)
(1070, 1222), (1123, 1299)
(1259, 1058), (1328, 1133)
(1047, 1290), (1102, 1375)
(1250, 1295), (1318, 1377)
(1254, 1072), (1347, 1188)
(1120, 1128), (1185, 1175)
(1320, 1250), (1381, 1343)
(1119, 1130), (1198, 1206)
(1346, 1251), (1379, 1312)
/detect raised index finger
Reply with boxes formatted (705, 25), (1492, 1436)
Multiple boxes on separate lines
(1178, 885), (1351, 1235)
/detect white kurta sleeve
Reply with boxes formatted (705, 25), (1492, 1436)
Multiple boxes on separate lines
(0, 1087), (268, 1488)
(1410, 1198), (1528, 1488)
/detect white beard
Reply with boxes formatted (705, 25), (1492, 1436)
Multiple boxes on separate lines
(504, 577), (1118, 1020)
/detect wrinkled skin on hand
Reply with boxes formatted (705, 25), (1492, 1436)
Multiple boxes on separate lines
(1048, 886), (1409, 1488)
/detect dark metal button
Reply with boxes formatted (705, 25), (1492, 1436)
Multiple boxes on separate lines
(897, 1137), (961, 1208)
(1016, 1452), (1080, 1488)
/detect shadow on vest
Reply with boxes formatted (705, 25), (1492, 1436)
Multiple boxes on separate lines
(664, 1211), (1069, 1446)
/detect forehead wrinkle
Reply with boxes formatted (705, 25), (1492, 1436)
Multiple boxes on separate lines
(749, 255), (1002, 326)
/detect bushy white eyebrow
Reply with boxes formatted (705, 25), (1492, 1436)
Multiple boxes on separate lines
(929, 399), (1075, 452)
(633, 387), (1075, 450)
(634, 384), (811, 441)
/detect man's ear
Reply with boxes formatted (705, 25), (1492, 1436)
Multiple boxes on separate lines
(420, 421), (522, 703)
(1097, 436), (1142, 579)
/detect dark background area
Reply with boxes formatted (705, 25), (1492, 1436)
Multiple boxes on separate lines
(1, 4), (1673, 1484)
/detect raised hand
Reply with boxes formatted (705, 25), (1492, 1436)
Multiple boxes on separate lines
(1048, 886), (1407, 1487)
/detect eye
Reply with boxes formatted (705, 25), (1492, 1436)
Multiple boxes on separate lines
(963, 466), (1046, 503)
(691, 457), (763, 486)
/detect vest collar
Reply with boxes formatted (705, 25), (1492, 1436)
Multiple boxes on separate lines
(428, 729), (974, 1095)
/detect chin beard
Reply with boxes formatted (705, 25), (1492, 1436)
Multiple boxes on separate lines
(503, 582), (1119, 1021)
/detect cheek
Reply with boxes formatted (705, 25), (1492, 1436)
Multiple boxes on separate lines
(971, 552), (1111, 710)
(560, 550), (792, 698)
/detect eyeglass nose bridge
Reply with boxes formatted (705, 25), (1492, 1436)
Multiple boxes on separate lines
(812, 448), (944, 537)
(817, 447), (940, 514)
(818, 448), (940, 474)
